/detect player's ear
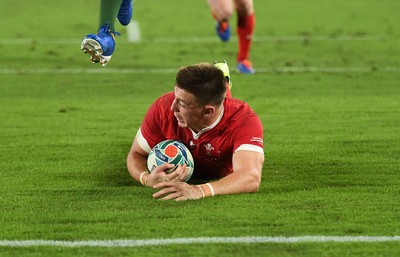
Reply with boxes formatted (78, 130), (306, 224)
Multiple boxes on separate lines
(204, 105), (215, 116)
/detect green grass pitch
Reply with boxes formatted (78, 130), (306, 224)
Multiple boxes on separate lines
(0, 0), (399, 256)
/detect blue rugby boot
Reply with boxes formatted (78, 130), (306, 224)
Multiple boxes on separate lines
(237, 59), (255, 74)
(117, 0), (133, 26)
(216, 21), (230, 42)
(81, 23), (119, 67)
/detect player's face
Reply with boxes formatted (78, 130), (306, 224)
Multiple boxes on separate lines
(170, 86), (206, 131)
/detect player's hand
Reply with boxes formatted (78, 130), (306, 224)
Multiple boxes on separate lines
(152, 182), (203, 201)
(172, 163), (189, 182)
(145, 163), (187, 187)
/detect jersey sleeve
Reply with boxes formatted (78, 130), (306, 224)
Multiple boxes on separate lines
(136, 96), (168, 153)
(232, 113), (264, 154)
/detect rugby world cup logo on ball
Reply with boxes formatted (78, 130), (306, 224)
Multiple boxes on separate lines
(147, 139), (194, 181)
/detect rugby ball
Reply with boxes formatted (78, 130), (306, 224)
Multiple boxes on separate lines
(147, 139), (194, 181)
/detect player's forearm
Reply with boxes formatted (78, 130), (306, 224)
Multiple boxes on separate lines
(206, 170), (261, 197)
(205, 150), (264, 196)
(126, 149), (148, 183)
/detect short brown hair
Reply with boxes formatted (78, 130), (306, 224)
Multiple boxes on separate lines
(175, 63), (227, 106)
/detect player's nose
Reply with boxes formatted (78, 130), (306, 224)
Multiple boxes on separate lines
(170, 98), (179, 112)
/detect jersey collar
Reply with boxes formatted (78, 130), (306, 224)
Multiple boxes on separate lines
(190, 107), (225, 140)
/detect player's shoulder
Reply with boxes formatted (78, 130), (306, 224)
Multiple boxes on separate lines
(223, 97), (263, 127)
(156, 91), (174, 101)
(154, 91), (174, 107)
(145, 92), (175, 119)
(224, 97), (255, 115)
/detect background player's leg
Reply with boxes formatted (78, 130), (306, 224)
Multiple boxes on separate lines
(99, 0), (123, 31)
(234, 0), (255, 74)
(208, 0), (234, 42)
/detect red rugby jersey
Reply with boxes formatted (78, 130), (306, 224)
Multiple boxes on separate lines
(137, 92), (264, 179)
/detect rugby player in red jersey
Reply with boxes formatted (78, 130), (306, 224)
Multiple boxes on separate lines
(127, 61), (264, 201)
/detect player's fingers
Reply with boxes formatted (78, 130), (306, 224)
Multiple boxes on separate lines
(167, 167), (181, 181)
(155, 163), (174, 173)
(159, 191), (183, 201)
(152, 187), (175, 198)
(168, 164), (185, 182)
(178, 164), (188, 181)
(174, 195), (189, 202)
(152, 181), (174, 189)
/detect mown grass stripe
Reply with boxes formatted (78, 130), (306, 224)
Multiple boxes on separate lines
(0, 67), (398, 75)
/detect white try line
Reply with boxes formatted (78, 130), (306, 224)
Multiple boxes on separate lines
(0, 35), (385, 45)
(0, 66), (399, 75)
(1, 236), (399, 248)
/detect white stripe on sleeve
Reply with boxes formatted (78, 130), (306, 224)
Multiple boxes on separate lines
(135, 127), (152, 153)
(235, 144), (264, 154)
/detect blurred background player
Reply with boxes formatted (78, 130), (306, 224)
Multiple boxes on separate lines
(207, 0), (256, 74)
(81, 0), (133, 67)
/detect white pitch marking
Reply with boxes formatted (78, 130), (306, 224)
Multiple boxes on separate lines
(0, 236), (399, 248)
(126, 20), (141, 43)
